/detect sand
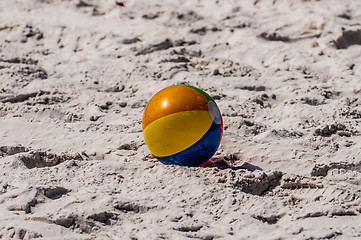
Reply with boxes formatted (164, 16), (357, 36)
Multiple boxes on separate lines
(1, 0), (361, 239)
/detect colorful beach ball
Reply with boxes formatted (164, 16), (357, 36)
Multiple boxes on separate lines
(142, 85), (223, 167)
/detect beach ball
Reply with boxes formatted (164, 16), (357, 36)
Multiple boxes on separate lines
(142, 85), (223, 167)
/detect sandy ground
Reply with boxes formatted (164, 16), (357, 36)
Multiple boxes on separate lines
(1, 0), (361, 239)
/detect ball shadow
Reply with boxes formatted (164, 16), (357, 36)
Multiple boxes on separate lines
(199, 157), (263, 172)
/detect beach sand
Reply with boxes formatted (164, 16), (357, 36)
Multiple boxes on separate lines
(1, 0), (361, 239)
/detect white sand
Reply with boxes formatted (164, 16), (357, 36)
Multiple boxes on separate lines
(1, 0), (361, 239)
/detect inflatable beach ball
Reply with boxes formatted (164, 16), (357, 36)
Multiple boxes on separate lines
(142, 85), (223, 167)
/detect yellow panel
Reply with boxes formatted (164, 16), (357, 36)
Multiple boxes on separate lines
(143, 111), (213, 157)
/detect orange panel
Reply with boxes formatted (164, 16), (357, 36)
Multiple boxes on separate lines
(142, 85), (209, 130)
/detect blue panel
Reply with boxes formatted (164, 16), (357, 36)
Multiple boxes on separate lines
(155, 121), (221, 167)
